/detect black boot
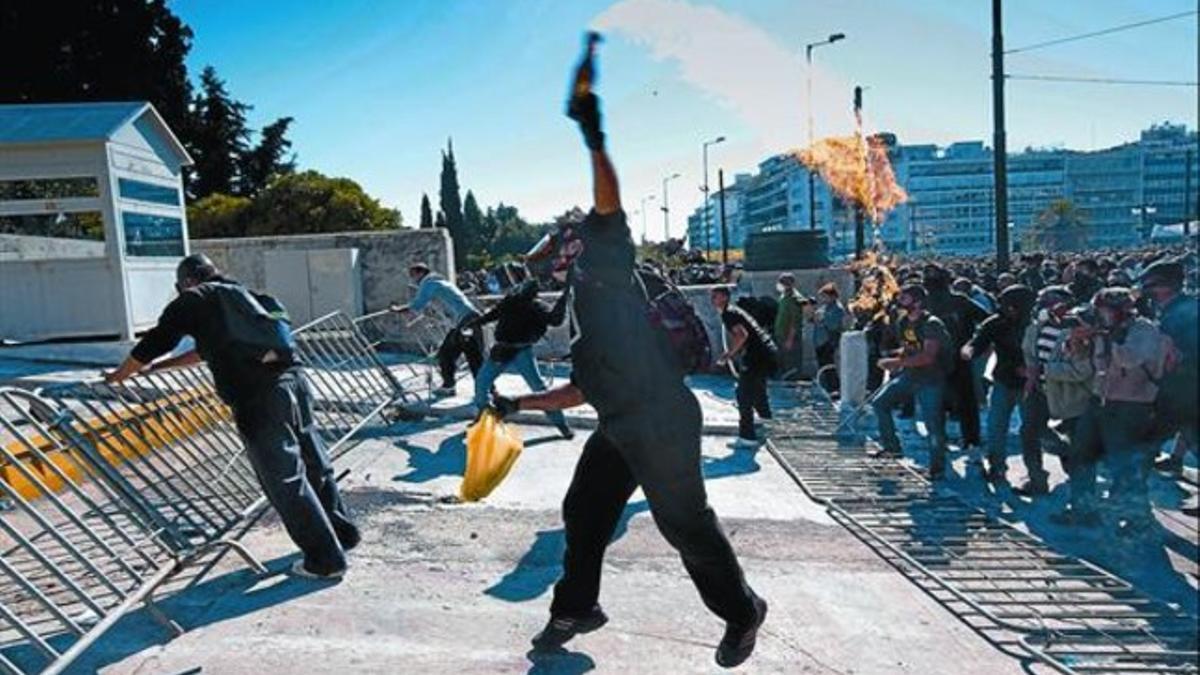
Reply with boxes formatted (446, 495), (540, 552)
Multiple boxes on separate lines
(566, 92), (605, 151)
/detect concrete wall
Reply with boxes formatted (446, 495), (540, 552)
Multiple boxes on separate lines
(0, 234), (106, 261)
(194, 228), (453, 311)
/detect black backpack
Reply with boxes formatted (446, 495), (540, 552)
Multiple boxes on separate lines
(634, 267), (712, 374)
(207, 282), (297, 366)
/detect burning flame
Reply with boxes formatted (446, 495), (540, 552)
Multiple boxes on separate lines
(795, 134), (907, 223)
(848, 251), (901, 323)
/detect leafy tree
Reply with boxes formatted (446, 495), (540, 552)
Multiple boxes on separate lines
(439, 139), (466, 268)
(1028, 199), (1088, 252)
(0, 0), (194, 139)
(239, 116), (295, 196)
(419, 193), (434, 229)
(190, 67), (251, 199)
(236, 170), (400, 237)
(187, 193), (252, 238)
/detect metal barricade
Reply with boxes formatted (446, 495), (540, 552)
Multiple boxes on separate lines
(0, 311), (406, 674)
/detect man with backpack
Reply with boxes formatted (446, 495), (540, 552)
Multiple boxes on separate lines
(870, 284), (953, 480)
(106, 254), (358, 580)
(491, 40), (766, 668)
(712, 286), (779, 448)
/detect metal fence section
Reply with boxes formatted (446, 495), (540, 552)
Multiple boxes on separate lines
(0, 310), (406, 674)
(764, 390), (1199, 675)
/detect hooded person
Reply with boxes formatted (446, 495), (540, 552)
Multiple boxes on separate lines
(490, 34), (766, 669)
(466, 278), (573, 438)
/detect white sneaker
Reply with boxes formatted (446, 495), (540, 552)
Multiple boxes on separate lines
(290, 560), (345, 581)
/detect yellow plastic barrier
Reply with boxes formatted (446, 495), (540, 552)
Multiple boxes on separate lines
(460, 409), (523, 502)
(1, 389), (230, 501)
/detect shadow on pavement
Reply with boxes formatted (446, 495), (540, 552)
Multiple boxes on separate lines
(485, 443), (763, 603)
(56, 553), (340, 675)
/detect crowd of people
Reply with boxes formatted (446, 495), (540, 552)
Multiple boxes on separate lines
(842, 246), (1199, 529)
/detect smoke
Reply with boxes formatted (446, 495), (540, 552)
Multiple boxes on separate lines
(593, 0), (855, 150)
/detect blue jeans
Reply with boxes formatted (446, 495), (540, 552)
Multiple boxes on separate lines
(473, 347), (568, 429)
(986, 382), (1050, 480)
(872, 372), (948, 470)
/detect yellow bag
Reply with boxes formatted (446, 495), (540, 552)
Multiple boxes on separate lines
(460, 409), (524, 502)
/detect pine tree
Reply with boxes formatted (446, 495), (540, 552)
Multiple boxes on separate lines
(439, 138), (466, 269)
(435, 210), (447, 229)
(239, 116), (295, 196)
(463, 190), (483, 253)
(419, 193), (434, 229)
(190, 66), (251, 199)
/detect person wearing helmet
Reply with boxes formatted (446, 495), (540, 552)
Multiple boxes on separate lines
(466, 279), (573, 438)
(1051, 287), (1173, 535)
(1022, 286), (1092, 477)
(1140, 259), (1197, 515)
(924, 263), (988, 453)
(494, 43), (765, 668)
(105, 254), (359, 580)
(871, 284), (953, 479)
(961, 285), (1043, 491)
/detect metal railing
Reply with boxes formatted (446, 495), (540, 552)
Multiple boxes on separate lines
(764, 385), (1198, 674)
(0, 311), (404, 674)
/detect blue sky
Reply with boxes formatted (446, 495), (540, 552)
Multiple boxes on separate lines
(175, 0), (1198, 240)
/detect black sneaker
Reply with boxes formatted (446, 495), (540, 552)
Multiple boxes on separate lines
(1012, 478), (1048, 497)
(716, 595), (768, 669)
(336, 522), (362, 553)
(531, 606), (608, 649)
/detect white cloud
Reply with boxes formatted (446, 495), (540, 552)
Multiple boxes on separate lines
(593, 0), (858, 152)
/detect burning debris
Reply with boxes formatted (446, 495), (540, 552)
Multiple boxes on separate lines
(848, 251), (901, 323)
(795, 133), (908, 224)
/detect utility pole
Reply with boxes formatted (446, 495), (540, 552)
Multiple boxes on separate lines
(853, 85), (865, 260)
(661, 172), (680, 241)
(639, 194), (656, 244)
(806, 32), (846, 231)
(1185, 146), (1194, 237)
(702, 136), (725, 260)
(991, 0), (1010, 270)
(718, 169), (729, 264)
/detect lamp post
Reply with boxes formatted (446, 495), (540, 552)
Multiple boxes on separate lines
(1132, 204), (1158, 242)
(639, 194), (656, 244)
(805, 31), (845, 231)
(661, 172), (681, 241)
(702, 136), (726, 260)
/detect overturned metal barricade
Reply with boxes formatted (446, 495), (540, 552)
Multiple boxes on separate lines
(0, 311), (405, 674)
(765, 389), (1199, 675)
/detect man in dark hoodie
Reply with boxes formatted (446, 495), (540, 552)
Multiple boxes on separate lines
(492, 39), (765, 669)
(924, 264), (988, 451)
(961, 285), (1046, 493)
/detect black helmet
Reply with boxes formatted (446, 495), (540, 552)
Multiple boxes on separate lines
(176, 253), (218, 285)
(1036, 285), (1073, 310)
(998, 284), (1036, 316)
(1091, 287), (1135, 313)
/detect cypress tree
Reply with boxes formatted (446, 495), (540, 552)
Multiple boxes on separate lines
(419, 193), (434, 229)
(439, 138), (466, 269)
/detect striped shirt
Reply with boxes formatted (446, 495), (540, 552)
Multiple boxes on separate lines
(1035, 323), (1064, 380)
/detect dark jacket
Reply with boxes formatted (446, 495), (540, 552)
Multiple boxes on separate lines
(474, 287), (568, 347)
(967, 314), (1027, 388)
(131, 276), (287, 405)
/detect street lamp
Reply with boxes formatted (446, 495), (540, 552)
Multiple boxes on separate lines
(1132, 204), (1158, 242)
(701, 136), (726, 260)
(661, 172), (681, 241)
(640, 194), (656, 244)
(805, 32), (846, 231)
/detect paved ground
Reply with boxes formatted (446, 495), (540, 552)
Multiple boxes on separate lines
(1, 350), (1194, 674)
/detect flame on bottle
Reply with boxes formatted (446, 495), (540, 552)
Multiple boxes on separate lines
(573, 31), (603, 98)
(848, 251), (901, 324)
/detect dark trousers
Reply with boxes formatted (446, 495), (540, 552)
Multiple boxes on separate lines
(1067, 399), (1155, 523)
(948, 363), (981, 446)
(436, 314), (484, 388)
(235, 371), (357, 575)
(550, 392), (758, 627)
(816, 341), (837, 369)
(736, 367), (772, 440)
